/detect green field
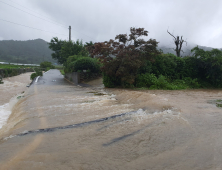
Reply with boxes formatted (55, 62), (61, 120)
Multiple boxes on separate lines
(0, 64), (39, 69)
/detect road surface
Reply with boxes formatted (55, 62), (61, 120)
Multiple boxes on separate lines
(0, 69), (222, 170)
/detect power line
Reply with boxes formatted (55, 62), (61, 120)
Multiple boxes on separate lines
(1, 0), (97, 41)
(0, 0), (67, 28)
(0, 18), (68, 37)
(7, 0), (66, 27)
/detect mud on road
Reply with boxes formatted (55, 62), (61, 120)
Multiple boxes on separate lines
(0, 69), (222, 170)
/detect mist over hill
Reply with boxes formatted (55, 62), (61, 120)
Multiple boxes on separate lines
(0, 39), (56, 64)
(158, 42), (222, 57)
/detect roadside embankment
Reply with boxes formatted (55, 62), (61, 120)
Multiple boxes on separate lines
(0, 68), (33, 79)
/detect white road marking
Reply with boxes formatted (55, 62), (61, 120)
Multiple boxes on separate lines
(35, 76), (40, 83)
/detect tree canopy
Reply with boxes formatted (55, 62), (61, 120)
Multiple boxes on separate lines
(90, 27), (160, 86)
(48, 37), (89, 64)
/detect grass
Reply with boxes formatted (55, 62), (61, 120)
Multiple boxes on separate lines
(216, 103), (222, 107)
(60, 69), (65, 75)
(55, 65), (63, 70)
(216, 99), (222, 108)
(0, 63), (38, 69)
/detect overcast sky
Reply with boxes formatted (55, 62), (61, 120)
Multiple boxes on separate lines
(0, 0), (222, 48)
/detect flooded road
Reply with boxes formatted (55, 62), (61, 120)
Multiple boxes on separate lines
(0, 69), (222, 170)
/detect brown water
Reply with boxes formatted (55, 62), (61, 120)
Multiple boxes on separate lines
(0, 73), (222, 170)
(0, 73), (32, 130)
(0, 72), (32, 105)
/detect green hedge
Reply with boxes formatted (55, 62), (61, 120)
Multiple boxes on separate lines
(64, 55), (101, 74)
(103, 48), (222, 89)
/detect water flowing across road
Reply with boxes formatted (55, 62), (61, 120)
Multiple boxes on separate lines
(0, 69), (222, 170)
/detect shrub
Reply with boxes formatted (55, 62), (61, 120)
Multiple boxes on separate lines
(191, 47), (222, 87)
(0, 76), (3, 84)
(135, 74), (200, 90)
(34, 68), (43, 76)
(30, 73), (37, 80)
(64, 55), (89, 73)
(151, 53), (184, 80)
(150, 75), (169, 89)
(103, 74), (121, 88)
(4, 70), (8, 77)
(73, 57), (101, 73)
(135, 73), (157, 87)
(40, 61), (55, 70)
(91, 27), (160, 86)
(30, 68), (43, 80)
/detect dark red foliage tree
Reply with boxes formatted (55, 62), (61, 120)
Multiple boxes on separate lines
(91, 27), (160, 85)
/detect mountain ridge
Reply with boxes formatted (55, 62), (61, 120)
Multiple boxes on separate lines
(0, 39), (56, 64)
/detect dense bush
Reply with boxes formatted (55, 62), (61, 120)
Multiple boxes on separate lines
(30, 73), (37, 80)
(0, 76), (3, 84)
(64, 54), (101, 74)
(135, 73), (200, 90)
(102, 74), (121, 88)
(49, 38), (89, 64)
(91, 27), (222, 89)
(64, 55), (85, 73)
(40, 61), (55, 70)
(91, 28), (160, 86)
(30, 68), (43, 80)
(73, 57), (101, 73)
(191, 47), (222, 87)
(135, 73), (157, 87)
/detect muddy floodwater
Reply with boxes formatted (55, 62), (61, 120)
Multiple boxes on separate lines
(0, 73), (32, 129)
(0, 69), (222, 170)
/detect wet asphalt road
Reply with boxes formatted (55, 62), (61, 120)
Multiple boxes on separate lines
(36, 69), (71, 86)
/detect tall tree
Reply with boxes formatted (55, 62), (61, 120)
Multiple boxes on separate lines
(167, 30), (187, 57)
(85, 41), (95, 58)
(48, 38), (88, 64)
(48, 37), (65, 64)
(91, 27), (160, 85)
(60, 40), (88, 61)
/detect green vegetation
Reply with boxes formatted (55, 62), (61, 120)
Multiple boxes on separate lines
(0, 39), (56, 64)
(48, 38), (88, 64)
(40, 61), (55, 71)
(48, 27), (222, 90)
(60, 69), (65, 75)
(55, 65), (63, 70)
(72, 57), (100, 73)
(0, 63), (38, 69)
(48, 37), (101, 75)
(30, 68), (43, 80)
(216, 103), (222, 108)
(64, 55), (101, 74)
(0, 76), (3, 84)
(88, 27), (222, 89)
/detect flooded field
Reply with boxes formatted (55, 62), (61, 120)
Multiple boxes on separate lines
(0, 70), (222, 170)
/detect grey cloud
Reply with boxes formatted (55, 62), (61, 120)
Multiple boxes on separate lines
(0, 0), (222, 48)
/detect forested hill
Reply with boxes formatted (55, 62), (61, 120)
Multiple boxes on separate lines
(0, 39), (56, 64)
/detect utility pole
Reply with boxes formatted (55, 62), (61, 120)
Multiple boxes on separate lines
(69, 26), (71, 42)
